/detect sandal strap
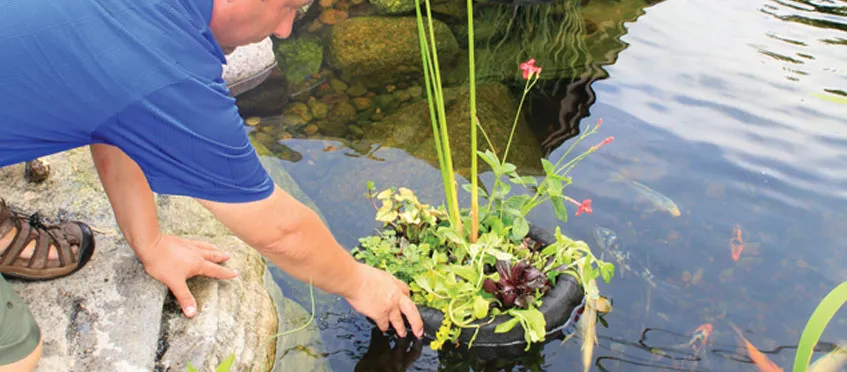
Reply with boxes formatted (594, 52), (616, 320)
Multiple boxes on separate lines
(0, 200), (16, 241)
(0, 215), (36, 267)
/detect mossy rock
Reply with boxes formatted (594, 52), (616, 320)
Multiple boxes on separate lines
(327, 17), (458, 87)
(274, 34), (324, 85)
(368, 0), (416, 14)
(364, 83), (544, 177)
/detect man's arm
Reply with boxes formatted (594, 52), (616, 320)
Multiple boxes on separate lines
(197, 186), (424, 338)
(90, 143), (238, 317)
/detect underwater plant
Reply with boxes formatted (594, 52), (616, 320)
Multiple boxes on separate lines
(351, 0), (615, 360)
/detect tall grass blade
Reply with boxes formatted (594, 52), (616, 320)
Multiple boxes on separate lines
(793, 282), (847, 372)
(467, 0), (479, 242)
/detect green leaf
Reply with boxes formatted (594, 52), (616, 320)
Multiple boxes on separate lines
(793, 281), (847, 372)
(511, 216), (529, 241)
(461, 183), (489, 198)
(366, 181), (375, 191)
(541, 158), (555, 177)
(478, 150), (502, 173)
(551, 195), (568, 223)
(501, 162), (517, 174)
(187, 363), (198, 372)
(473, 296), (490, 319)
(495, 317), (521, 333)
(215, 354), (236, 372)
(509, 176), (538, 187)
(504, 194), (531, 211)
(599, 261), (615, 284)
(451, 265), (478, 282)
(491, 182), (511, 199)
(519, 307), (547, 343)
(546, 178), (563, 197)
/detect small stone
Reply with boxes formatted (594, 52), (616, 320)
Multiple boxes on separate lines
(281, 113), (308, 128)
(348, 125), (364, 136)
(308, 99), (329, 119)
(330, 101), (358, 122)
(283, 102), (313, 123)
(319, 0), (334, 7)
(279, 132), (293, 141)
(345, 81), (368, 97)
(352, 97), (373, 111)
(320, 92), (350, 105)
(392, 89), (411, 102)
(385, 84), (396, 93)
(303, 124), (320, 136)
(330, 79), (349, 93)
(24, 158), (50, 183)
(308, 20), (324, 33)
(335, 0), (350, 10)
(319, 9), (348, 25)
(407, 85), (423, 98)
(244, 116), (261, 126)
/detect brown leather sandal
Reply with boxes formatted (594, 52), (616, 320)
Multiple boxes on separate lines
(0, 199), (95, 280)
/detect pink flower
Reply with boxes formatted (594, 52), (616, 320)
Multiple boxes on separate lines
(520, 58), (542, 80)
(589, 136), (614, 151)
(564, 196), (592, 216)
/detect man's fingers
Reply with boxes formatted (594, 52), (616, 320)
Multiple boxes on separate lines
(202, 249), (232, 264)
(168, 280), (198, 318)
(190, 239), (218, 251)
(388, 309), (407, 338)
(399, 296), (423, 338)
(200, 261), (239, 279)
(374, 314), (389, 333)
(394, 278), (410, 296)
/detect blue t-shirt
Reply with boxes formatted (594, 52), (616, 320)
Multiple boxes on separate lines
(0, 0), (274, 203)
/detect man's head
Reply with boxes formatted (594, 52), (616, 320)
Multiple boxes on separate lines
(210, 0), (310, 50)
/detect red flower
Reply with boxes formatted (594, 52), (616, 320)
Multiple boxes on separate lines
(520, 58), (542, 80)
(564, 196), (592, 216)
(589, 136), (614, 151)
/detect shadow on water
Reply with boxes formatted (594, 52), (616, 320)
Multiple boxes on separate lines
(238, 0), (847, 369)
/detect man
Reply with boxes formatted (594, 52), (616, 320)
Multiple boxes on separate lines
(0, 0), (423, 369)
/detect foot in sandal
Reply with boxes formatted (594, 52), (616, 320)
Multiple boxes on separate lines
(0, 199), (95, 280)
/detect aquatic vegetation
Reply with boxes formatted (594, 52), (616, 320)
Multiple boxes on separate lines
(792, 281), (847, 372)
(351, 0), (615, 359)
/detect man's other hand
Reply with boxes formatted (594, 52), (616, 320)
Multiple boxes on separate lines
(139, 235), (238, 317)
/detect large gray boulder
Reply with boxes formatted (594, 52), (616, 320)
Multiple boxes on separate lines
(0, 147), (329, 371)
(223, 37), (278, 97)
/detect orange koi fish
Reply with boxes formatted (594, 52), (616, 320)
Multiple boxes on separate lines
(731, 225), (745, 261)
(730, 324), (783, 372)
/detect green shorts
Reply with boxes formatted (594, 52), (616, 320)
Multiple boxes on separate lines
(0, 274), (41, 365)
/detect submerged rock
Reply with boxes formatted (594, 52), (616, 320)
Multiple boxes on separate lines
(364, 83), (544, 176)
(274, 34), (324, 85)
(327, 17), (459, 86)
(368, 0), (416, 14)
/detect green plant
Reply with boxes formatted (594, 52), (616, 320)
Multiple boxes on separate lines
(352, 0), (614, 357)
(792, 281), (847, 372)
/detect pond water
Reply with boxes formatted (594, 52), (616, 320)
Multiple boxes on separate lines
(239, 0), (846, 370)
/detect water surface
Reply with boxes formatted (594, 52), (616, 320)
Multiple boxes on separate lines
(249, 0), (847, 370)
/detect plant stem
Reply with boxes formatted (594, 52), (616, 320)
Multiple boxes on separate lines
(467, 0), (478, 243)
(501, 78), (532, 165)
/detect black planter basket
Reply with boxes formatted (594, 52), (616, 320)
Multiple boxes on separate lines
(416, 224), (586, 348)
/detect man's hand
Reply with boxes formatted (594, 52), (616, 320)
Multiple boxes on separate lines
(345, 263), (424, 339)
(138, 234), (238, 317)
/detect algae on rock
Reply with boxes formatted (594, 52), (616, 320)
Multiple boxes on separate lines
(368, 0), (416, 14)
(363, 83), (544, 177)
(327, 17), (459, 86)
(274, 34), (324, 85)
